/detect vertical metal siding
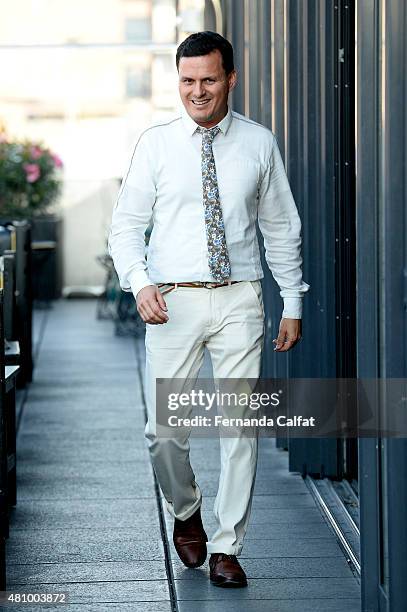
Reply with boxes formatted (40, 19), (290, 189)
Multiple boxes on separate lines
(226, 1), (337, 380)
(378, 0), (407, 609)
(355, 0), (407, 608)
(223, 0), (339, 469)
(219, 0), (407, 605)
(356, 0), (383, 609)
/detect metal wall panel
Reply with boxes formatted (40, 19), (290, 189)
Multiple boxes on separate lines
(224, 0), (338, 387)
(284, 0), (340, 467)
(357, 0), (407, 609)
(357, 0), (407, 612)
(221, 0), (353, 476)
(356, 0), (383, 608)
(219, 0), (407, 605)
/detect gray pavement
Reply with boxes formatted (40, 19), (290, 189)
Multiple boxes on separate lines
(5, 299), (361, 611)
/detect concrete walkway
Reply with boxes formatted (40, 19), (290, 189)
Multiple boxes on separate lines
(5, 299), (361, 611)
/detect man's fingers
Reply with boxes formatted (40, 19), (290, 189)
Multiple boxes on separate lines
(273, 319), (302, 352)
(144, 303), (168, 324)
(139, 298), (169, 324)
(135, 284), (170, 324)
(275, 337), (297, 352)
(155, 289), (168, 313)
(140, 304), (166, 324)
(150, 300), (169, 322)
(273, 334), (301, 352)
(273, 331), (287, 351)
(273, 336), (301, 351)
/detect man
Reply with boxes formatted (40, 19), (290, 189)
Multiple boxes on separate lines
(108, 31), (310, 588)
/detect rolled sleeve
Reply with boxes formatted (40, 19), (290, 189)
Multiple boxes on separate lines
(257, 134), (310, 319)
(107, 132), (156, 299)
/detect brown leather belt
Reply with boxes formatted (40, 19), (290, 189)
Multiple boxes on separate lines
(158, 281), (240, 295)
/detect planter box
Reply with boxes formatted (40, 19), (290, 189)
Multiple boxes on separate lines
(30, 215), (63, 301)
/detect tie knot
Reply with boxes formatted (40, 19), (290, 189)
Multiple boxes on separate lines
(196, 125), (220, 142)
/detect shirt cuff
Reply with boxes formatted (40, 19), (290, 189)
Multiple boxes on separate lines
(128, 270), (155, 300)
(282, 297), (303, 319)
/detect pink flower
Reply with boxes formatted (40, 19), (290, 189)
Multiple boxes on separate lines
(51, 153), (63, 168)
(23, 163), (41, 183)
(30, 145), (43, 160)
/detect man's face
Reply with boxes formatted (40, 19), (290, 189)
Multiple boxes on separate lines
(178, 49), (237, 128)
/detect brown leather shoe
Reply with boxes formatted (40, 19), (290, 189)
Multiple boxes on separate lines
(173, 507), (207, 568)
(209, 553), (248, 587)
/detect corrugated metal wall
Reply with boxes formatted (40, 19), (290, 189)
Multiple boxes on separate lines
(219, 0), (349, 475)
(221, 0), (339, 383)
(356, 1), (407, 610)
(207, 0), (407, 608)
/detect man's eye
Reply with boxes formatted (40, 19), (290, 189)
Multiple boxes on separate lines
(205, 79), (215, 83)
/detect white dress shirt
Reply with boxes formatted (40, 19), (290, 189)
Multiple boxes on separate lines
(108, 105), (310, 319)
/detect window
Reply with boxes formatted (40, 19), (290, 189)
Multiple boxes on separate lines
(125, 17), (151, 42)
(126, 64), (152, 98)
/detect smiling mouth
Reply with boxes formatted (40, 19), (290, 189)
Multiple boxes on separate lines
(191, 100), (211, 106)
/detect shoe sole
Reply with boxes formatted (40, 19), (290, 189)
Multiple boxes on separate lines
(183, 557), (207, 568)
(210, 578), (248, 588)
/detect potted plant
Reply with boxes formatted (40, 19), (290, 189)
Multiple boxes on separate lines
(0, 128), (64, 300)
(0, 130), (63, 219)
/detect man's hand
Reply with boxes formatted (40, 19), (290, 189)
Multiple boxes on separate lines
(273, 318), (302, 352)
(136, 285), (169, 325)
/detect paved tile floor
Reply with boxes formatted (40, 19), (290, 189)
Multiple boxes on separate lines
(5, 299), (361, 611)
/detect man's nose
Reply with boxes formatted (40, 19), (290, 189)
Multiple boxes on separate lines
(192, 81), (205, 98)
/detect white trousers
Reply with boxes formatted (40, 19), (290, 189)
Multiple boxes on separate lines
(144, 280), (265, 556)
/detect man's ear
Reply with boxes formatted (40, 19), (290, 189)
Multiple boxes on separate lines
(228, 69), (237, 91)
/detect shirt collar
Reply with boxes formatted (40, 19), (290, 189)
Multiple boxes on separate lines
(180, 104), (233, 136)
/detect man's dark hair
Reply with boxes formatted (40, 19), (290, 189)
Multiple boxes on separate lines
(176, 31), (234, 75)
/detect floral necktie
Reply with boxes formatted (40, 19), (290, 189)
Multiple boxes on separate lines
(196, 125), (231, 281)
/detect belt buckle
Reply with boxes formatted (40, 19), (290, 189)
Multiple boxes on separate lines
(204, 281), (217, 289)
